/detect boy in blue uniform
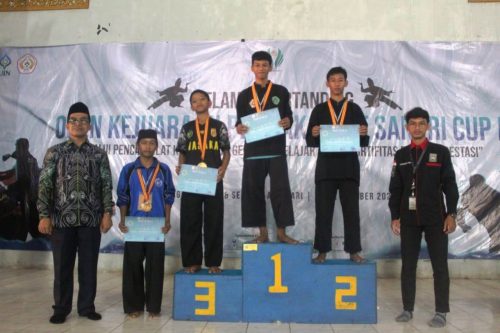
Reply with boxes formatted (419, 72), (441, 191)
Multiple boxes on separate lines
(176, 89), (231, 274)
(117, 129), (175, 318)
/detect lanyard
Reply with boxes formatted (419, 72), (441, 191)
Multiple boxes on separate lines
(327, 99), (348, 125)
(251, 81), (273, 113)
(409, 146), (428, 176)
(195, 117), (210, 162)
(137, 163), (160, 201)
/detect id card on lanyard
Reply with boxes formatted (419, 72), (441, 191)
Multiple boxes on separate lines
(409, 147), (427, 211)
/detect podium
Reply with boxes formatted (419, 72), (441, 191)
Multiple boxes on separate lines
(173, 243), (377, 323)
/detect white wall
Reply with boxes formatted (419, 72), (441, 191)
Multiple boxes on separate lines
(1, 0), (500, 47)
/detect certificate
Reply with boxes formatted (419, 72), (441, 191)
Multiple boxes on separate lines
(320, 124), (360, 152)
(241, 107), (284, 143)
(124, 217), (165, 243)
(177, 164), (218, 196)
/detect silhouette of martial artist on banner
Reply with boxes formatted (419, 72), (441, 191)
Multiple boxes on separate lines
(0, 138), (42, 240)
(457, 174), (499, 255)
(359, 78), (402, 110)
(148, 78), (189, 109)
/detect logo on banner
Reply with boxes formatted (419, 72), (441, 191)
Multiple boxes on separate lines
(359, 78), (402, 110)
(17, 54), (37, 74)
(147, 78), (189, 110)
(267, 48), (284, 70)
(0, 54), (12, 77)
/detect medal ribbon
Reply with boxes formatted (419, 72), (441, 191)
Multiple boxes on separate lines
(327, 99), (348, 125)
(137, 163), (161, 201)
(251, 81), (273, 113)
(195, 117), (210, 162)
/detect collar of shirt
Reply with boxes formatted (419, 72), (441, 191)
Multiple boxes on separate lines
(410, 138), (429, 150)
(329, 97), (347, 116)
(133, 157), (159, 170)
(254, 81), (271, 91)
(329, 97), (346, 105)
(65, 138), (90, 148)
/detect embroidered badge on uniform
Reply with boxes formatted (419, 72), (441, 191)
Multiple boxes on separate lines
(187, 130), (193, 138)
(272, 96), (280, 105)
(211, 128), (217, 137)
(249, 100), (256, 108)
(429, 153), (437, 162)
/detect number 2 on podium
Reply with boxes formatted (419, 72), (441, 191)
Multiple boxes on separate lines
(268, 253), (288, 293)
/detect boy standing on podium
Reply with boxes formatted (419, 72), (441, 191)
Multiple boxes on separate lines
(236, 51), (297, 244)
(117, 129), (175, 318)
(306, 67), (369, 263)
(176, 89), (231, 274)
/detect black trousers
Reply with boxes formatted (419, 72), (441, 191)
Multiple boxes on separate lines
(51, 226), (101, 316)
(180, 181), (223, 267)
(314, 179), (361, 254)
(122, 241), (165, 314)
(400, 223), (450, 313)
(241, 157), (294, 228)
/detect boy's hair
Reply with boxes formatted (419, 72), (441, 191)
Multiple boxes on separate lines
(326, 67), (348, 81)
(252, 51), (273, 66)
(405, 107), (430, 123)
(190, 89), (211, 103)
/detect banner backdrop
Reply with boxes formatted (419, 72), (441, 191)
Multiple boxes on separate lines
(0, 41), (498, 259)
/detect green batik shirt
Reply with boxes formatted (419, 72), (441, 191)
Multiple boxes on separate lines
(37, 139), (114, 228)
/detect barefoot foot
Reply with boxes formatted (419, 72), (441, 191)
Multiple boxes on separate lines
(313, 252), (327, 263)
(184, 265), (201, 273)
(208, 266), (222, 274)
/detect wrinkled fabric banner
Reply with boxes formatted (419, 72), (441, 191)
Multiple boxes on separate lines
(0, 40), (498, 259)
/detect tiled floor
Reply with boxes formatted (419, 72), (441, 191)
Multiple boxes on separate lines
(0, 268), (498, 333)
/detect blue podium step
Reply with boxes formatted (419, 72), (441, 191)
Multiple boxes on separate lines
(172, 269), (242, 322)
(172, 243), (377, 323)
(242, 243), (376, 323)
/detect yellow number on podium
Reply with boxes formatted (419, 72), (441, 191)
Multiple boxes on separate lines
(268, 253), (288, 293)
(335, 276), (357, 310)
(195, 281), (216, 315)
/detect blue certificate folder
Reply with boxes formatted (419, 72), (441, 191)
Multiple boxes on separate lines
(177, 164), (218, 196)
(241, 107), (284, 143)
(320, 124), (360, 152)
(124, 217), (165, 243)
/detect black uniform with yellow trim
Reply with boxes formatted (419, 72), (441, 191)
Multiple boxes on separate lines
(236, 82), (295, 228)
(389, 139), (459, 313)
(176, 117), (230, 267)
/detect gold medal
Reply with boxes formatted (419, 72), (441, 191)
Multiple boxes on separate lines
(141, 200), (152, 212)
(137, 163), (160, 212)
(197, 162), (208, 168)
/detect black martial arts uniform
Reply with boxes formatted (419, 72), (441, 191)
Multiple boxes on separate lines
(176, 117), (230, 267)
(305, 98), (369, 254)
(236, 82), (295, 228)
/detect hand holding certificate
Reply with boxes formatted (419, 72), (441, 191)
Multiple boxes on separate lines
(124, 217), (165, 243)
(177, 164), (218, 196)
(320, 124), (360, 152)
(241, 107), (284, 143)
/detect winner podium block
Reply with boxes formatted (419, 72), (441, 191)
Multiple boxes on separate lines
(173, 243), (377, 324)
(173, 269), (242, 322)
(242, 243), (376, 323)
